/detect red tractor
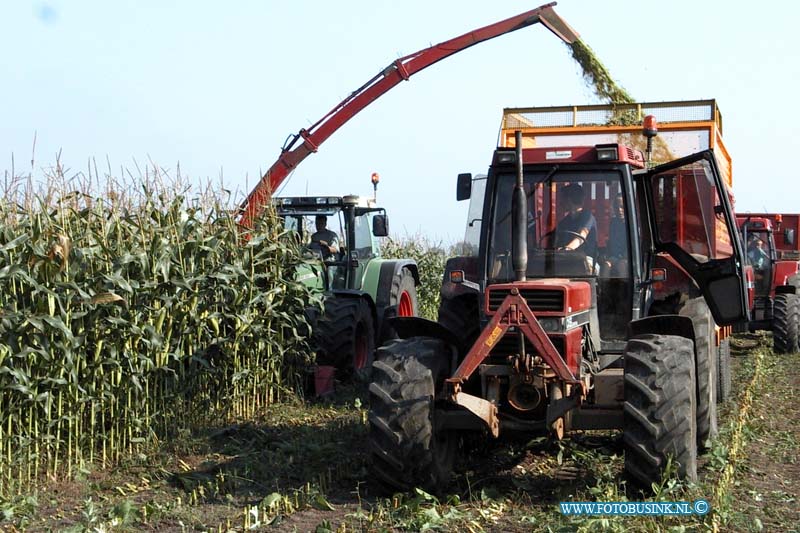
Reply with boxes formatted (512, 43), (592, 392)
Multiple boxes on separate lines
(368, 117), (749, 491)
(737, 215), (800, 353)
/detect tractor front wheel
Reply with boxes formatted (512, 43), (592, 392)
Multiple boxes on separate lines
(773, 293), (799, 354)
(368, 337), (455, 494)
(316, 297), (375, 381)
(623, 334), (698, 488)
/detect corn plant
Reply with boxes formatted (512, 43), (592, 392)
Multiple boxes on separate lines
(0, 173), (316, 495)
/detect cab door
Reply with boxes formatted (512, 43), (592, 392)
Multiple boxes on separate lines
(640, 150), (749, 325)
(349, 212), (376, 290)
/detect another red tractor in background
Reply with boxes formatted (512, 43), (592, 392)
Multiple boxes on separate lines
(737, 215), (800, 353)
(368, 102), (749, 492)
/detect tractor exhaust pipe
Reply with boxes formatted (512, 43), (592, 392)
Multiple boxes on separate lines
(512, 130), (528, 281)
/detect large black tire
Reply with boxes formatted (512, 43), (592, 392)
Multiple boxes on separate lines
(368, 337), (455, 494)
(773, 293), (799, 354)
(679, 298), (717, 447)
(623, 334), (698, 487)
(717, 337), (732, 403)
(389, 267), (418, 317)
(437, 294), (480, 349)
(316, 297), (375, 380)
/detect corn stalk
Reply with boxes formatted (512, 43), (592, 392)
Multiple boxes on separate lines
(0, 175), (315, 495)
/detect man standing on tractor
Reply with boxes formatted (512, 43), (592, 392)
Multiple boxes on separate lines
(311, 215), (339, 257)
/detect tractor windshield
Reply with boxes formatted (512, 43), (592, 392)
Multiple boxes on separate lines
(488, 168), (630, 281)
(277, 209), (348, 289)
(278, 210), (345, 257)
(488, 167), (634, 341)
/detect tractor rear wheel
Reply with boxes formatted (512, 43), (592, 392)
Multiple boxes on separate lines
(773, 293), (799, 354)
(623, 334), (697, 487)
(679, 298), (717, 447)
(717, 337), (732, 403)
(368, 337), (455, 494)
(437, 294), (480, 349)
(390, 267), (418, 317)
(316, 297), (375, 381)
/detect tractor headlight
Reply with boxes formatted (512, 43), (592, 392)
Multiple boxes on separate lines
(596, 146), (619, 161)
(496, 151), (516, 165)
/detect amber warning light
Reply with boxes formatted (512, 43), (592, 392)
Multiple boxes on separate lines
(642, 115), (658, 138)
(642, 115), (658, 167)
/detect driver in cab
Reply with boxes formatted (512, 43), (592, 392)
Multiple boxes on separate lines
(556, 184), (597, 257)
(310, 215), (339, 257)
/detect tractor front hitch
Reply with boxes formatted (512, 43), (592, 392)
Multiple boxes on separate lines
(444, 287), (582, 437)
(445, 382), (500, 437)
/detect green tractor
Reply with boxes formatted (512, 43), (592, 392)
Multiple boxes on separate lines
(274, 192), (419, 383)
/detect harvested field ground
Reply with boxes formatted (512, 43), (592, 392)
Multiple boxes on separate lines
(3, 333), (798, 532)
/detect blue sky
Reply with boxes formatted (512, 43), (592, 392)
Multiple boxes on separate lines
(2, 1), (799, 243)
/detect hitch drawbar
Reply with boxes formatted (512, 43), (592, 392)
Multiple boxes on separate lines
(444, 287), (583, 437)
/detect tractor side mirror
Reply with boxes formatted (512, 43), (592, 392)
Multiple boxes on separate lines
(372, 214), (389, 237)
(457, 173), (472, 201)
(785, 228), (795, 247)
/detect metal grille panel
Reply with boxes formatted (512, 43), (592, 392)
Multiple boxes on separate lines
(487, 288), (564, 312)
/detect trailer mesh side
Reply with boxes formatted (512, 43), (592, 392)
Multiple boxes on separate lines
(503, 100), (718, 130)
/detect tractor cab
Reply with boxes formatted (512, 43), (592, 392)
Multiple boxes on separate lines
(273, 195), (389, 291)
(457, 141), (745, 352)
(480, 144), (644, 349)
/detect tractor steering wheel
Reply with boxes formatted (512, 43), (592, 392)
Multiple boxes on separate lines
(538, 230), (586, 250)
(306, 241), (331, 259)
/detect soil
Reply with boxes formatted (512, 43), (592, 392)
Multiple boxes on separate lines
(727, 336), (800, 532)
(7, 335), (800, 532)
